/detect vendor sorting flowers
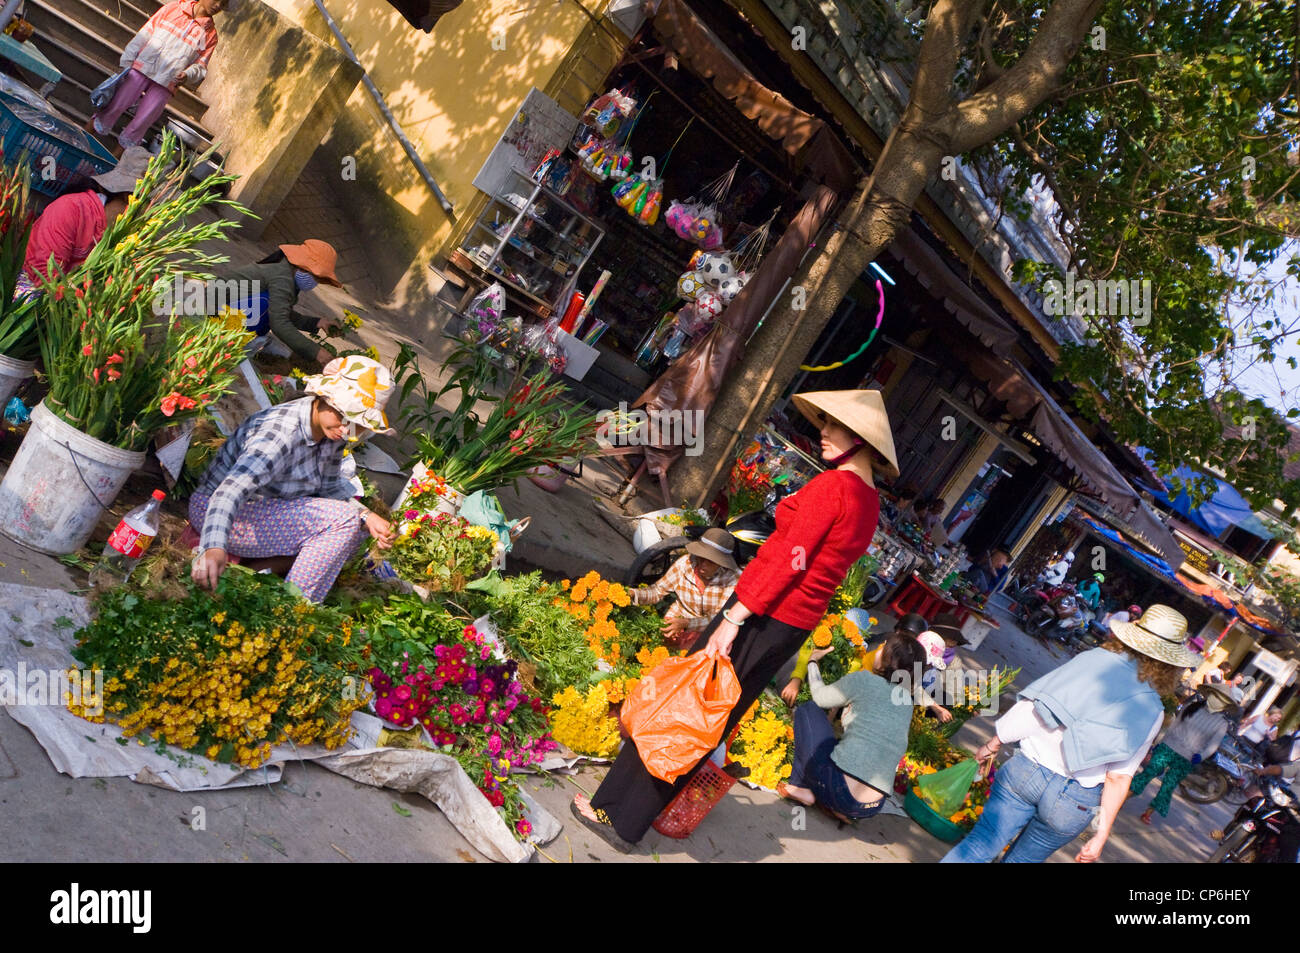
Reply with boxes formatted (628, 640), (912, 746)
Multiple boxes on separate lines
(628, 527), (740, 646)
(190, 355), (396, 602)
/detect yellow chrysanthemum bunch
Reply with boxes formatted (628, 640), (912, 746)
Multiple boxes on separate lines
(729, 708), (793, 790)
(67, 575), (367, 769)
(548, 683), (622, 758)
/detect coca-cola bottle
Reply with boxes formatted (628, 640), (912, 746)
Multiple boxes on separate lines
(90, 489), (166, 588)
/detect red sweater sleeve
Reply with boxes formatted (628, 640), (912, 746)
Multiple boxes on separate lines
(734, 475), (842, 618)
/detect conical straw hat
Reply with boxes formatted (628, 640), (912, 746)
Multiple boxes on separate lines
(791, 389), (900, 479)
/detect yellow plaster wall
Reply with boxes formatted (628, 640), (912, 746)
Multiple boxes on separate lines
(261, 0), (629, 304)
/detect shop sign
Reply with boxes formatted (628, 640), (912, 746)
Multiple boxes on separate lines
(1177, 539), (1212, 573)
(1250, 648), (1295, 682)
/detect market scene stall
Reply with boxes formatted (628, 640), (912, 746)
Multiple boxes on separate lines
(0, 0), (1295, 875)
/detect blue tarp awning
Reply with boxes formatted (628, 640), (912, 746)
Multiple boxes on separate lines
(1136, 452), (1272, 540)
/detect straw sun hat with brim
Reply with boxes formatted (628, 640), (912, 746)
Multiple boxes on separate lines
(684, 527), (740, 572)
(281, 239), (344, 288)
(791, 389), (900, 479)
(90, 145), (153, 195)
(303, 355), (395, 436)
(1109, 604), (1203, 669)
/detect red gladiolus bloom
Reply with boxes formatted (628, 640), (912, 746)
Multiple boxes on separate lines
(92, 368), (100, 383)
(82, 345), (93, 356)
(106, 353), (124, 365)
(53, 286), (64, 301)
(106, 368), (121, 382)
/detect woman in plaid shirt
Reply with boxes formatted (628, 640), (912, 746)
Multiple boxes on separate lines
(190, 357), (396, 602)
(629, 528), (739, 647)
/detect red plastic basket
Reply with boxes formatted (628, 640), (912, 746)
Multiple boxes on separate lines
(651, 758), (736, 839)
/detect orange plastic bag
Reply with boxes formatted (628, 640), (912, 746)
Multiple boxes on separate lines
(620, 653), (742, 783)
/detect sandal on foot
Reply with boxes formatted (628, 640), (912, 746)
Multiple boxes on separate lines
(776, 782), (813, 806)
(570, 798), (634, 854)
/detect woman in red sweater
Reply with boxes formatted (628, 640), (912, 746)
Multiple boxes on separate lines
(572, 389), (899, 851)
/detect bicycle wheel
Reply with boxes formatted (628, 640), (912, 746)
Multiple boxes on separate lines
(624, 537), (689, 587)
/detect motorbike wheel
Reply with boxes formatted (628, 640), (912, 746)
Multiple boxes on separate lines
(624, 537), (689, 587)
(1209, 827), (1251, 863)
(1027, 608), (1055, 634)
(1223, 782), (1251, 806)
(1181, 767), (1229, 805)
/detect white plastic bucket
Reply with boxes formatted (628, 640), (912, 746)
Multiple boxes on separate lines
(0, 353), (35, 407)
(0, 400), (146, 554)
(391, 461), (465, 516)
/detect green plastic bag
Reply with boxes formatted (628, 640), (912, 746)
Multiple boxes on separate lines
(915, 758), (979, 817)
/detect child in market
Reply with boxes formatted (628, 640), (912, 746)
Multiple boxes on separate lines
(88, 0), (231, 150)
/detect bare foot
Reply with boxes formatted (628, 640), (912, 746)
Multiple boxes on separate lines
(777, 782), (815, 806)
(573, 793), (599, 821)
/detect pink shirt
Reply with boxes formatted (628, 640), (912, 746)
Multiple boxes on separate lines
(24, 191), (107, 282)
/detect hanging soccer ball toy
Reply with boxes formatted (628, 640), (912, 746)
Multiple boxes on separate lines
(716, 276), (742, 302)
(698, 252), (734, 287)
(695, 290), (724, 318)
(677, 271), (707, 300)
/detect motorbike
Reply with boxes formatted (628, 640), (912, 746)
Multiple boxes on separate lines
(624, 505), (776, 587)
(1180, 740), (1260, 805)
(1023, 584), (1079, 639)
(1208, 775), (1300, 863)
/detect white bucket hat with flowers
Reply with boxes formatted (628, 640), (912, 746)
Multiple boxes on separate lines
(302, 355), (395, 436)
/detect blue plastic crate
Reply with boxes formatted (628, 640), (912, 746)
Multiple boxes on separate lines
(0, 91), (115, 197)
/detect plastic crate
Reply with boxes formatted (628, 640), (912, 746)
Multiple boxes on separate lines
(651, 759), (736, 839)
(0, 92), (115, 197)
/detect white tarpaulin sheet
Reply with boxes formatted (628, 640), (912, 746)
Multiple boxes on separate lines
(0, 583), (558, 863)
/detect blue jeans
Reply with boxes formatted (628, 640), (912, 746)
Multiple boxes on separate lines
(941, 751), (1102, 863)
(789, 702), (884, 821)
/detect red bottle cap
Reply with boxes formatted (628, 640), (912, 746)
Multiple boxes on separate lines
(152, 489), (166, 501)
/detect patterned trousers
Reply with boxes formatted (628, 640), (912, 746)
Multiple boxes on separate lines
(190, 493), (367, 603)
(1129, 743), (1194, 817)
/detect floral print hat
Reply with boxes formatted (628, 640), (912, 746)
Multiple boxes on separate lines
(303, 355), (395, 435)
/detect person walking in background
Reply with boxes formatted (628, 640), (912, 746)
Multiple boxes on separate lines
(1129, 684), (1238, 826)
(941, 605), (1197, 863)
(570, 389), (899, 852)
(88, 0), (230, 150)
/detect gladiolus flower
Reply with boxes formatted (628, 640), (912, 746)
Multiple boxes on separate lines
(106, 368), (121, 381)
(106, 353), (124, 364)
(82, 345), (93, 356)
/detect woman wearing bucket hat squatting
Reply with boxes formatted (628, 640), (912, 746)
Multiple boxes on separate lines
(942, 605), (1201, 863)
(571, 390), (899, 852)
(208, 240), (346, 365)
(16, 148), (153, 298)
(189, 356), (396, 603)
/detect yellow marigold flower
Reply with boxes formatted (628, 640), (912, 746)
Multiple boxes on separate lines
(812, 625), (833, 648)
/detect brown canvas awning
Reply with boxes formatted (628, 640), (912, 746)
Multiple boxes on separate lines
(385, 0), (462, 32)
(646, 0), (857, 191)
(887, 227), (1020, 352)
(1009, 358), (1185, 568)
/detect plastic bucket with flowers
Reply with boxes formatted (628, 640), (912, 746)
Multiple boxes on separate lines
(392, 462), (467, 517)
(903, 788), (968, 843)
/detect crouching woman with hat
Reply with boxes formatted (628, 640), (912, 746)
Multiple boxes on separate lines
(628, 527), (741, 647)
(571, 390), (899, 851)
(942, 605), (1200, 863)
(189, 356), (397, 603)
(209, 239), (348, 365)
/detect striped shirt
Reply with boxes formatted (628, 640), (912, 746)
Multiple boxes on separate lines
(631, 554), (738, 632)
(196, 397), (361, 552)
(122, 0), (219, 90)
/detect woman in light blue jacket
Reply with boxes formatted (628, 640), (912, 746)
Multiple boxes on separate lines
(942, 605), (1199, 863)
